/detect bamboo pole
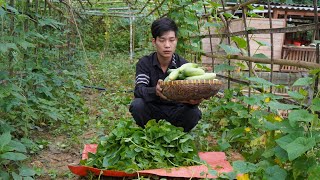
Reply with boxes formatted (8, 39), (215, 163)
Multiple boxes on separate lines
(193, 23), (320, 38)
(221, 0), (231, 89)
(202, 53), (320, 70)
(313, 0), (319, 97)
(129, 4), (133, 62)
(202, 2), (215, 70)
(8, 0), (14, 77)
(267, 0), (274, 94)
(241, 1), (252, 97)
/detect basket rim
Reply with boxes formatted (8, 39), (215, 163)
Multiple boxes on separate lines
(160, 79), (222, 86)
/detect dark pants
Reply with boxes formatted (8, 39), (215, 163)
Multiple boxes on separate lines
(129, 98), (201, 132)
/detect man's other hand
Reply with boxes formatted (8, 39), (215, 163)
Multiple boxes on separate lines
(156, 79), (168, 100)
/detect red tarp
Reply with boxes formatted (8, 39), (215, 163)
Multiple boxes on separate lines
(68, 144), (233, 178)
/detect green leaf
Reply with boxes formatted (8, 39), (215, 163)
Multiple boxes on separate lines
(233, 161), (258, 173)
(214, 64), (235, 73)
(247, 12), (262, 18)
(292, 77), (313, 86)
(292, 156), (317, 179)
(0, 152), (28, 161)
(252, 53), (269, 59)
(285, 137), (316, 161)
(208, 169), (217, 176)
(12, 172), (22, 180)
(308, 165), (320, 180)
(231, 36), (247, 49)
(219, 43), (241, 55)
(247, 77), (275, 86)
(253, 39), (270, 46)
(9, 140), (27, 153)
(223, 12), (239, 19)
(243, 96), (262, 106)
(0, 170), (10, 179)
(287, 91), (305, 100)
(256, 5), (265, 10)
(217, 139), (231, 151)
(23, 177), (34, 180)
(0, 132), (11, 148)
(247, 4), (254, 10)
(310, 98), (320, 112)
(288, 110), (315, 127)
(17, 40), (35, 50)
(0, 43), (19, 53)
(276, 133), (302, 150)
(38, 18), (65, 29)
(6, 5), (19, 14)
(264, 165), (287, 180)
(185, 15), (198, 25)
(256, 63), (271, 71)
(19, 167), (36, 176)
(274, 146), (288, 162)
(267, 101), (299, 110)
(0, 6), (6, 16)
(203, 21), (223, 28)
(276, 134), (316, 161)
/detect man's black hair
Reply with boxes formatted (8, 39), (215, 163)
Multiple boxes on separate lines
(151, 17), (178, 39)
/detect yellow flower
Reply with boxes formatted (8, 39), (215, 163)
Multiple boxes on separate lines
(264, 97), (271, 103)
(274, 158), (281, 165)
(237, 173), (249, 180)
(274, 116), (282, 122)
(245, 127), (251, 132)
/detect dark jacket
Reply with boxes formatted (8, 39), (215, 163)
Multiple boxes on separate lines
(134, 52), (187, 104)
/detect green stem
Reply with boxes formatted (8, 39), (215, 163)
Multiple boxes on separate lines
(167, 157), (180, 167)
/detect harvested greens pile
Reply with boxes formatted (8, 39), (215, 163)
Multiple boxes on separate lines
(80, 119), (203, 173)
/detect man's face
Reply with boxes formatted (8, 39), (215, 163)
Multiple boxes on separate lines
(152, 31), (177, 60)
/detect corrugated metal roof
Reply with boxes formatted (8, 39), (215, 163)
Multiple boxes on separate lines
(258, 1), (320, 11)
(227, 1), (320, 12)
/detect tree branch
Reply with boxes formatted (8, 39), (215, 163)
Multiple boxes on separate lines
(45, 0), (63, 14)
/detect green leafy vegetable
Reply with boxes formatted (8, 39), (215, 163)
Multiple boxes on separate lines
(81, 120), (203, 173)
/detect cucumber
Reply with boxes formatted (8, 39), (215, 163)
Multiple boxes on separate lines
(182, 67), (205, 77)
(168, 69), (180, 81)
(164, 75), (170, 81)
(185, 73), (216, 80)
(167, 68), (178, 74)
(179, 63), (198, 71)
(177, 72), (186, 80)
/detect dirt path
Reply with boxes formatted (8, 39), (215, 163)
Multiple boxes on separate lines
(29, 130), (97, 179)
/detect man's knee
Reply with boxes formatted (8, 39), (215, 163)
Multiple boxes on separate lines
(182, 107), (201, 132)
(129, 98), (149, 127)
(129, 98), (145, 114)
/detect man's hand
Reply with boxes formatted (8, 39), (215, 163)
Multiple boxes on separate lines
(156, 79), (169, 100)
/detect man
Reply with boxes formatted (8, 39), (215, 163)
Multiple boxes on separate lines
(129, 17), (202, 132)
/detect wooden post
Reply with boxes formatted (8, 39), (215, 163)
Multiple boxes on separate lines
(313, 0), (319, 40)
(268, 0), (274, 94)
(220, 0), (231, 89)
(273, 9), (278, 19)
(203, 3), (215, 71)
(241, 3), (252, 98)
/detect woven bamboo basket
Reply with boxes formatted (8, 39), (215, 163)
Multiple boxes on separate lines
(159, 79), (223, 101)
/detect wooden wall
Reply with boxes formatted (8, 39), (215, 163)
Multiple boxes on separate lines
(201, 18), (286, 71)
